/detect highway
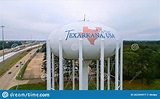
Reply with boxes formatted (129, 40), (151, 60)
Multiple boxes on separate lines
(0, 48), (38, 90)
(0, 44), (42, 63)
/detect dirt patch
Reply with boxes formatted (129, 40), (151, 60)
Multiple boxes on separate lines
(27, 79), (45, 84)
(23, 53), (44, 79)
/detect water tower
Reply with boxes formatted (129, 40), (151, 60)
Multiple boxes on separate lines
(47, 21), (123, 90)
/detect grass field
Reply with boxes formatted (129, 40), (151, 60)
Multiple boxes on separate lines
(123, 79), (160, 90)
(10, 83), (46, 90)
(16, 59), (31, 80)
(0, 52), (28, 76)
(9, 79), (160, 90)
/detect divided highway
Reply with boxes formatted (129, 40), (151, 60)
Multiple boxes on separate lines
(0, 44), (43, 89)
(0, 44), (42, 63)
(0, 48), (38, 90)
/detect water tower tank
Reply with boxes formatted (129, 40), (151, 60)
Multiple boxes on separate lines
(48, 21), (120, 59)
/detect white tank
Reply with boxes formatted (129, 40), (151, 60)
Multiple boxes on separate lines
(48, 21), (120, 59)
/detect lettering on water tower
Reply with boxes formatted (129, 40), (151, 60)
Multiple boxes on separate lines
(65, 27), (115, 45)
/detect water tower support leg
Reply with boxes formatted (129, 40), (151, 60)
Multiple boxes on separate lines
(96, 60), (99, 90)
(82, 60), (89, 90)
(107, 57), (110, 90)
(115, 42), (119, 90)
(79, 39), (83, 90)
(120, 41), (123, 90)
(100, 39), (104, 90)
(72, 60), (75, 90)
(47, 40), (51, 90)
(59, 39), (63, 90)
(51, 52), (55, 90)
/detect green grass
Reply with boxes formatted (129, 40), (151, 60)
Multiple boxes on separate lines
(16, 59), (31, 80)
(123, 79), (160, 90)
(9, 79), (160, 90)
(9, 83), (46, 90)
(8, 82), (119, 90)
(0, 52), (28, 76)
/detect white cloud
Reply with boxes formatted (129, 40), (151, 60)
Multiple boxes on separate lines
(0, 0), (159, 40)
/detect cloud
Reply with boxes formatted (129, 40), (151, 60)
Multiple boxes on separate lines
(0, 0), (159, 40)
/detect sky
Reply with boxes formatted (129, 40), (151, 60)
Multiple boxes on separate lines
(0, 0), (160, 40)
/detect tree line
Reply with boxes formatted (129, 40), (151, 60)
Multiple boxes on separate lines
(123, 41), (160, 84)
(0, 41), (22, 50)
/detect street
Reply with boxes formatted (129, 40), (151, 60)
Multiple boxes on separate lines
(0, 48), (38, 90)
(0, 44), (42, 63)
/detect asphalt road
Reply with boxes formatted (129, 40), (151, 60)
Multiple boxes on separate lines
(0, 48), (38, 90)
(0, 52), (16, 63)
(0, 44), (42, 63)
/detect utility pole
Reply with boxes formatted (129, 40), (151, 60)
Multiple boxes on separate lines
(83, 14), (86, 21)
(1, 25), (5, 70)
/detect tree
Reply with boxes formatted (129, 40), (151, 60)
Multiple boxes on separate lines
(137, 48), (157, 84)
(123, 51), (139, 80)
(40, 43), (46, 52)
